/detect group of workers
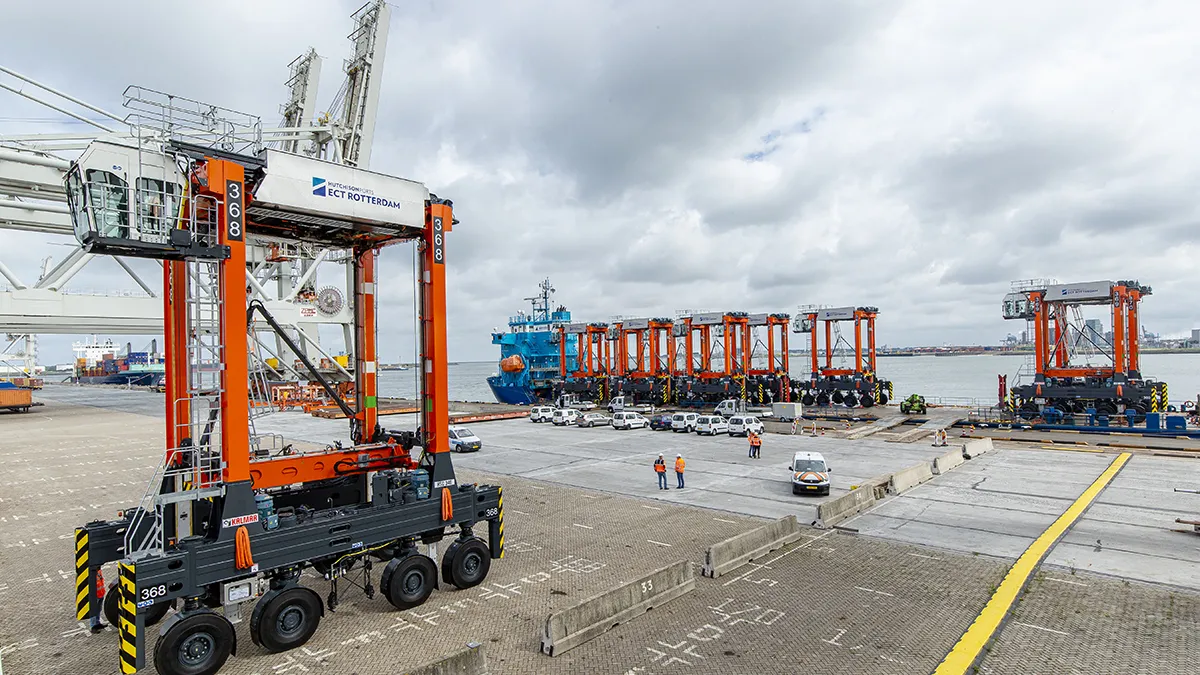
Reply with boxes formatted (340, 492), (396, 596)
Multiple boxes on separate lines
(652, 432), (766, 489)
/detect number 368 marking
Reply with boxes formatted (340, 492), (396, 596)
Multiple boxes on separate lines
(140, 584), (167, 601)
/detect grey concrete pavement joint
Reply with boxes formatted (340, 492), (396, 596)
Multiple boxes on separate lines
(540, 559), (696, 657)
(405, 642), (487, 675)
(700, 515), (804, 578)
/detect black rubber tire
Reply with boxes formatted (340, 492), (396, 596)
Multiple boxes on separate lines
(153, 611), (234, 675)
(801, 393), (816, 406)
(250, 587), (322, 653)
(440, 537), (492, 589)
(103, 580), (171, 628)
(843, 393), (859, 408)
(860, 395), (875, 408)
(382, 554), (437, 610)
(877, 393), (889, 405)
(831, 391), (844, 404)
(816, 393), (830, 407)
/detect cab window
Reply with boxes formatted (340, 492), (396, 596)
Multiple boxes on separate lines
(86, 169), (129, 238)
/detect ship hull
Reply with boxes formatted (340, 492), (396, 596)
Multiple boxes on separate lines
(487, 376), (548, 406)
(75, 372), (164, 386)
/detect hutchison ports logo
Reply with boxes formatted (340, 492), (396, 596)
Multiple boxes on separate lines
(313, 177), (327, 197)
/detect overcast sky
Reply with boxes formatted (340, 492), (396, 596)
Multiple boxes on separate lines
(2, 0), (1198, 364)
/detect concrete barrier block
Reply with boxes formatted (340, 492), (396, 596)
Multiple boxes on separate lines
(888, 462), (934, 495)
(407, 643), (487, 675)
(701, 515), (803, 578)
(932, 448), (966, 474)
(541, 559), (695, 657)
(963, 437), (994, 459)
(815, 486), (877, 529)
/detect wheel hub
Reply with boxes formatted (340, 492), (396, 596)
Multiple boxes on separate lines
(180, 632), (214, 666)
(278, 605), (306, 637)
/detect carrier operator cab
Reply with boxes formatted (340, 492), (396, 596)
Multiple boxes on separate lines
(792, 451), (831, 495)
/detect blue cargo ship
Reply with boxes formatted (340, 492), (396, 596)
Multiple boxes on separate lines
(488, 279), (576, 405)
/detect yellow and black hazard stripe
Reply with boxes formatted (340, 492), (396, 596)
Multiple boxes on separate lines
(75, 528), (90, 621)
(117, 561), (139, 674)
(1150, 385), (1161, 413)
(495, 487), (505, 559)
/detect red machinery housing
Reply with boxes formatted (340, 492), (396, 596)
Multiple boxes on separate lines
(792, 306), (891, 408)
(1002, 279), (1166, 422)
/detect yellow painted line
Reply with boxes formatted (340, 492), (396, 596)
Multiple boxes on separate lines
(1039, 445), (1104, 453)
(932, 452), (1131, 675)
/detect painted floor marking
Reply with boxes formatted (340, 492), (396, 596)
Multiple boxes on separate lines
(641, 505), (663, 511)
(1013, 621), (1070, 636)
(712, 517), (737, 524)
(1044, 576), (1088, 587)
(932, 452), (1130, 675)
(572, 523), (594, 530)
(647, 540), (672, 547)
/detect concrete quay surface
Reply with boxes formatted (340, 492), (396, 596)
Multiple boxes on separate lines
(1, 386), (1198, 673)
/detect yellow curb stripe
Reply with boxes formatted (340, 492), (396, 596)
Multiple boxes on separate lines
(932, 452), (1131, 675)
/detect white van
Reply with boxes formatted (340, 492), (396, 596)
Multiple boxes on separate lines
(671, 412), (699, 432)
(530, 406), (556, 423)
(553, 408), (581, 426)
(612, 412), (649, 430)
(727, 415), (764, 437)
(448, 427), (482, 453)
(695, 415), (729, 435)
(791, 451), (831, 495)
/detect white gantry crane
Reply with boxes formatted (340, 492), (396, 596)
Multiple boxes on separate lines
(0, 0), (392, 374)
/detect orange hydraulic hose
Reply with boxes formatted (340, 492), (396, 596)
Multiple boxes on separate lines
(441, 487), (453, 522)
(235, 525), (255, 569)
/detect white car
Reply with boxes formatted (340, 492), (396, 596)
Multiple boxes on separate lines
(695, 415), (729, 435)
(552, 408), (581, 426)
(612, 412), (649, 430)
(728, 415), (764, 437)
(448, 426), (482, 453)
(671, 412), (699, 432)
(791, 451), (831, 495)
(529, 406), (556, 423)
(577, 412), (611, 428)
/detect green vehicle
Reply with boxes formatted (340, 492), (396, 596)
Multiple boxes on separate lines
(900, 394), (927, 415)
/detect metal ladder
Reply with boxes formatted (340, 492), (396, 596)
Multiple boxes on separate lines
(124, 230), (226, 558)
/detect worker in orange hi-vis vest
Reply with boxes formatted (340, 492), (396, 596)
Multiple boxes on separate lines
(654, 453), (668, 490)
(674, 454), (686, 489)
(750, 431), (763, 459)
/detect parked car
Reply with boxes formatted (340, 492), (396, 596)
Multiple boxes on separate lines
(671, 412), (699, 432)
(448, 426), (482, 452)
(612, 412), (649, 430)
(553, 408), (581, 426)
(649, 413), (675, 431)
(728, 415), (765, 437)
(791, 451), (831, 495)
(529, 405), (556, 423)
(577, 412), (611, 428)
(695, 415), (729, 435)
